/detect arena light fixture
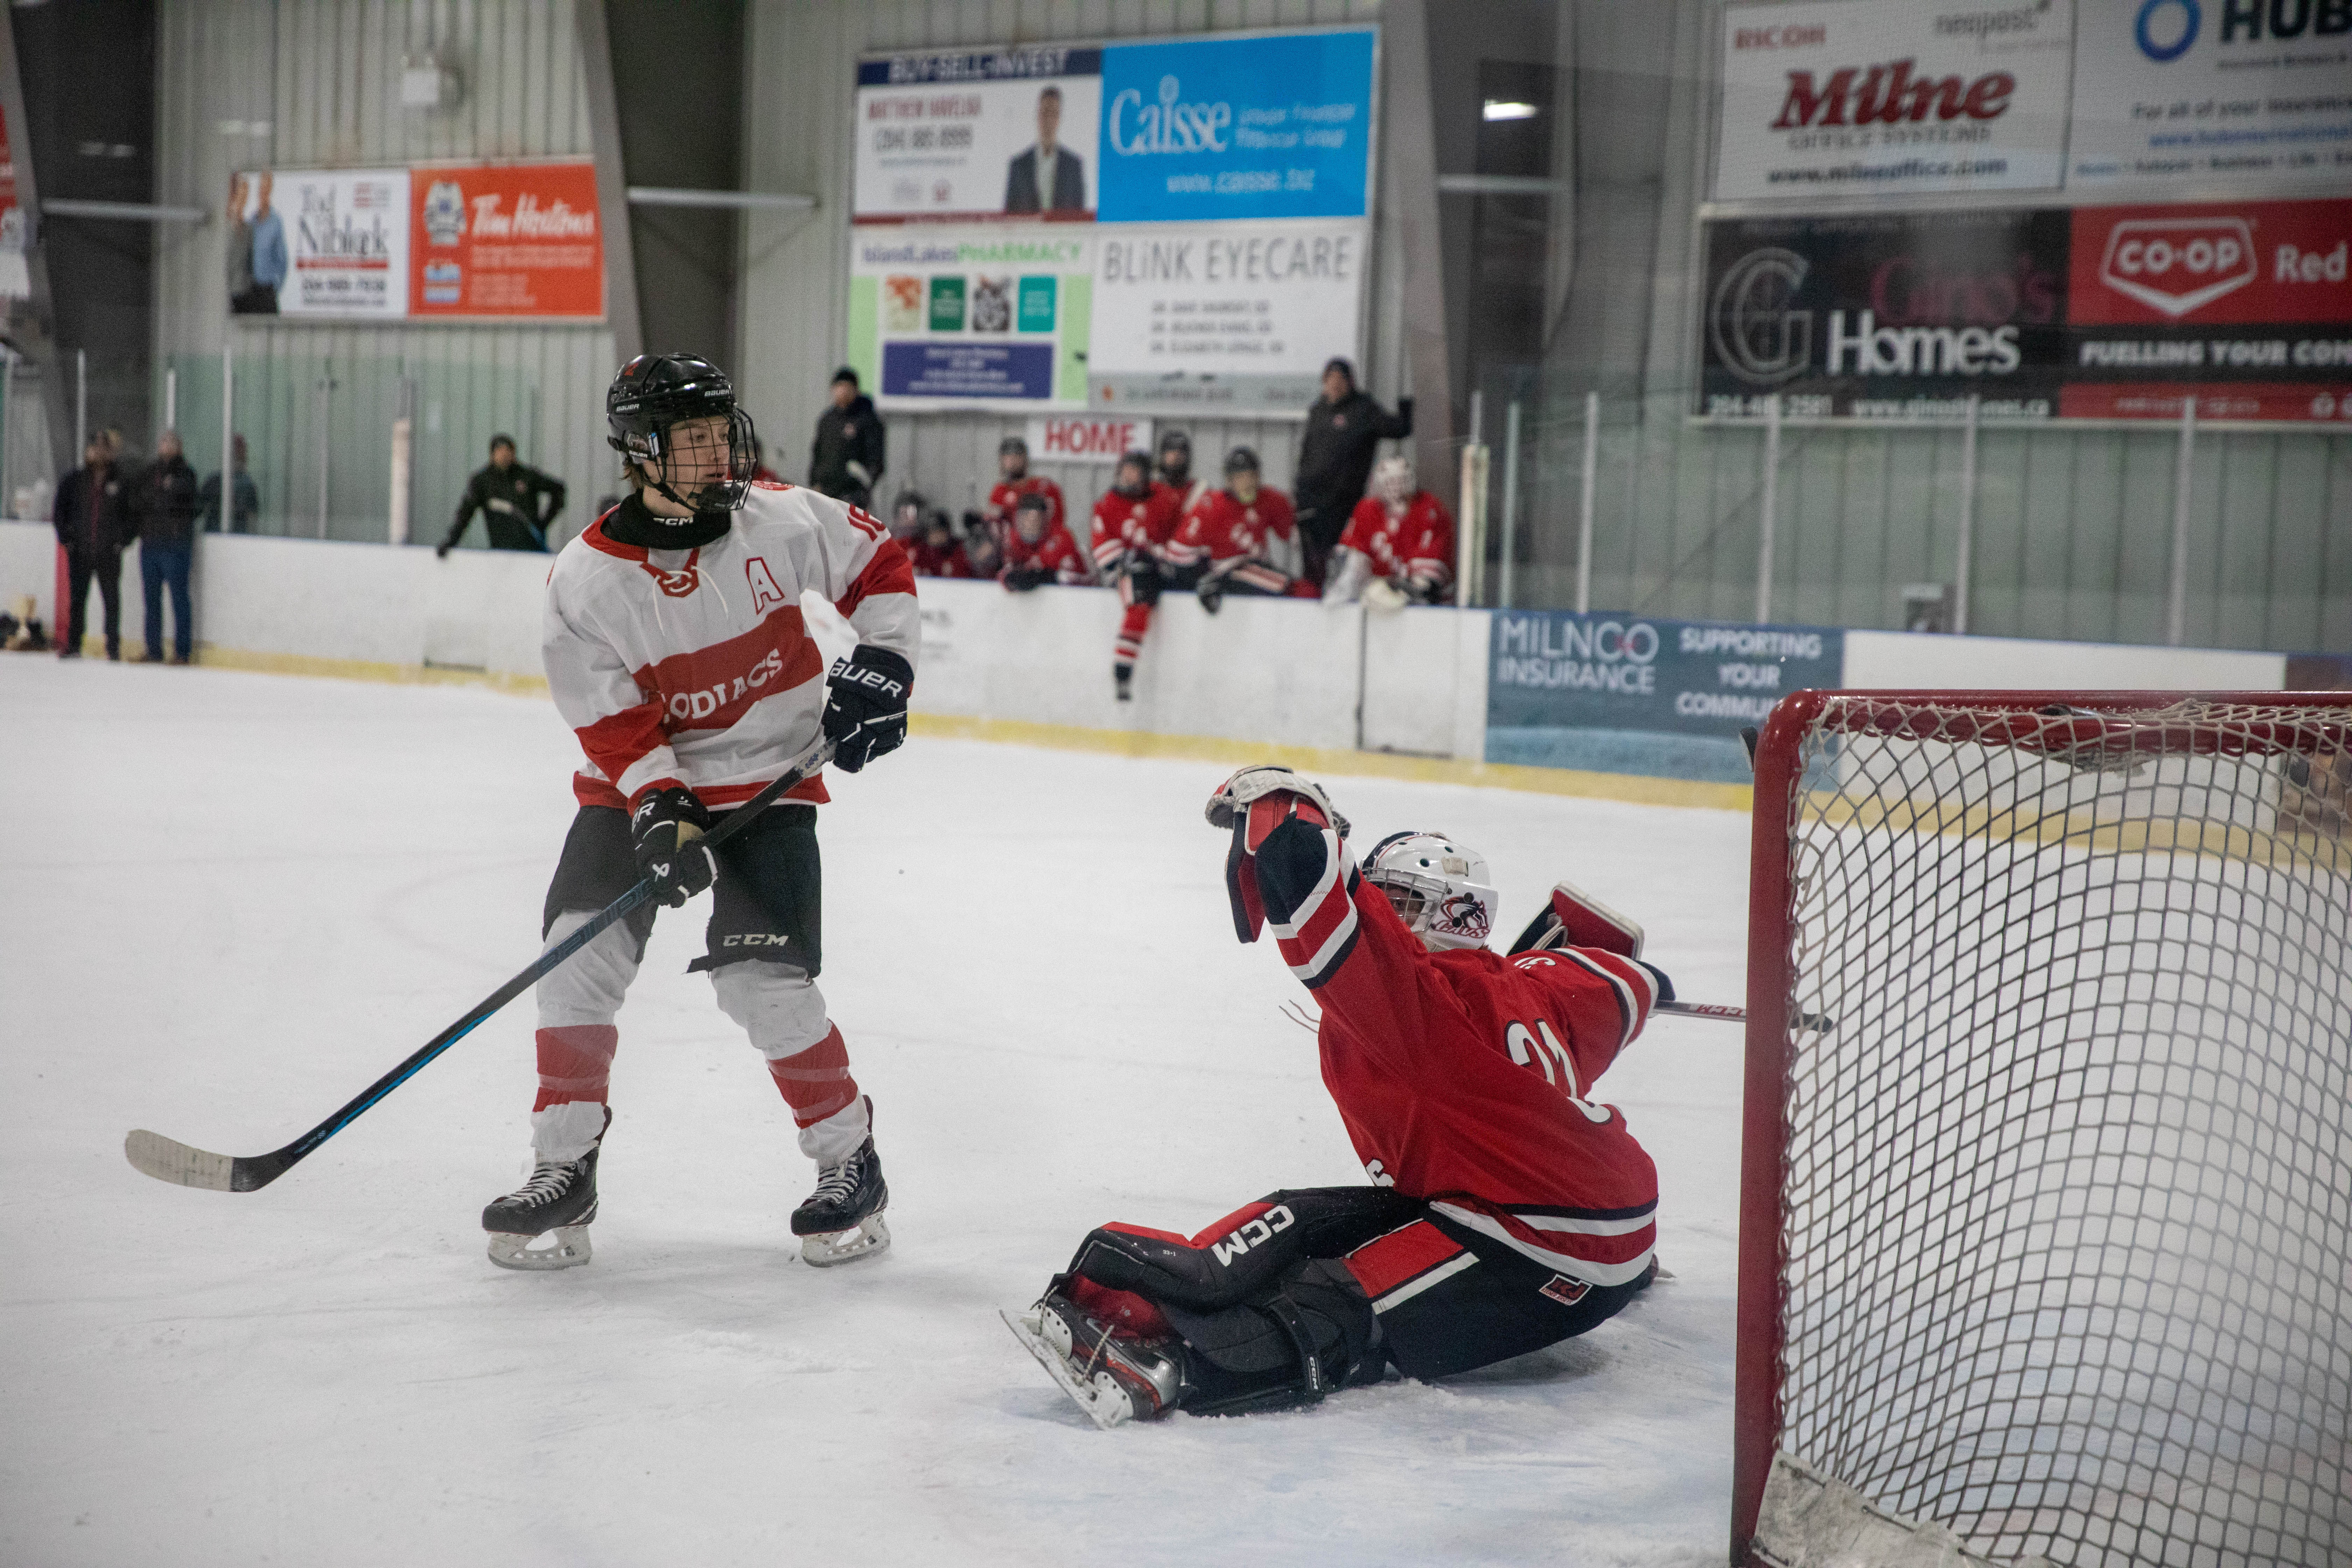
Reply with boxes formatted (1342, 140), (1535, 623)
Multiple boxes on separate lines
(1482, 100), (1538, 121)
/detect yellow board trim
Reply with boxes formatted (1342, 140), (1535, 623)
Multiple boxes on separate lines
(907, 713), (1753, 812)
(174, 643), (1752, 814)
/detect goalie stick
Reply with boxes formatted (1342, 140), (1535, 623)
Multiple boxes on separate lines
(1656, 999), (1834, 1034)
(124, 740), (837, 1195)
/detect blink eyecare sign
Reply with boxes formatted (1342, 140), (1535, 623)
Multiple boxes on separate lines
(847, 26), (1378, 411)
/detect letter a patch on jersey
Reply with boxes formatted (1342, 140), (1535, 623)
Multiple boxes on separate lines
(747, 556), (790, 615)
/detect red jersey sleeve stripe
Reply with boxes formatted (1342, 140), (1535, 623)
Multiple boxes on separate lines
(835, 535), (916, 619)
(573, 703), (671, 797)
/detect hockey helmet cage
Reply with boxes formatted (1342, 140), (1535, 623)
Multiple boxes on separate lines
(1372, 455), (1415, 505)
(1223, 445), (1261, 476)
(606, 353), (759, 512)
(1157, 429), (1192, 457)
(1363, 830), (1497, 951)
(1115, 450), (1154, 493)
(999, 435), (1029, 457)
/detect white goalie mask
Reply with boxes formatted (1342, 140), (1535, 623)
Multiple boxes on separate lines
(1372, 455), (1414, 507)
(1363, 831), (1497, 951)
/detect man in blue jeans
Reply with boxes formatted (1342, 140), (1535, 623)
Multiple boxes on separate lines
(134, 430), (202, 663)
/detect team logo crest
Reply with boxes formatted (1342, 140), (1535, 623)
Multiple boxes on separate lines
(421, 181), (466, 246)
(641, 562), (699, 598)
(1539, 1274), (1590, 1307)
(1437, 892), (1491, 940)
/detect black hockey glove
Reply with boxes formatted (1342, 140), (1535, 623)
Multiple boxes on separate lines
(1121, 553), (1163, 608)
(631, 787), (716, 908)
(1004, 564), (1052, 593)
(822, 644), (913, 773)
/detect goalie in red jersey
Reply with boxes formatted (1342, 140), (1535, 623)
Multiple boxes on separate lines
(1006, 766), (1672, 1427)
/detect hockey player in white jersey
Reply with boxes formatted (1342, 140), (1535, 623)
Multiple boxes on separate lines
(481, 353), (918, 1272)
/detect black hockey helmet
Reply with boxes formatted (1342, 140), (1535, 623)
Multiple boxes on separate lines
(1114, 449), (1153, 495)
(1223, 445), (1260, 476)
(999, 435), (1029, 457)
(1157, 428), (1191, 458)
(606, 352), (758, 512)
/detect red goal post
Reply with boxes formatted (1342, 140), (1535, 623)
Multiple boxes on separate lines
(1735, 690), (2352, 1567)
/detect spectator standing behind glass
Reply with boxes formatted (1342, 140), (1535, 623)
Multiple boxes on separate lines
(437, 434), (566, 557)
(1001, 490), (1088, 592)
(1293, 358), (1412, 587)
(133, 430), (201, 664)
(201, 433), (259, 533)
(53, 435), (134, 660)
(1326, 455), (1455, 609)
(242, 172), (286, 316)
(810, 367), (884, 512)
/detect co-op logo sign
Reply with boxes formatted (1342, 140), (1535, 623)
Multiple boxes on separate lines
(2101, 217), (2256, 317)
(1109, 76), (1232, 155)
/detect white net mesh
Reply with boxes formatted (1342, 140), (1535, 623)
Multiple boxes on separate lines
(1766, 696), (2352, 1567)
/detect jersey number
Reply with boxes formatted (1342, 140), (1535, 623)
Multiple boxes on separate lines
(1505, 1020), (1612, 1124)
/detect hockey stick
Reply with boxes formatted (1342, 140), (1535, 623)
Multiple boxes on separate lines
(124, 740), (838, 1194)
(1657, 999), (1834, 1034)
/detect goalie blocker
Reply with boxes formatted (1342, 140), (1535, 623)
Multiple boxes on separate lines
(1011, 766), (1669, 1425)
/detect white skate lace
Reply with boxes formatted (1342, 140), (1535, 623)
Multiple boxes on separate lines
(807, 1153), (863, 1207)
(506, 1162), (575, 1208)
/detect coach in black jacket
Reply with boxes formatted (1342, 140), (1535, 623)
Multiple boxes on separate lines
(438, 435), (566, 556)
(1293, 359), (1413, 586)
(810, 368), (886, 511)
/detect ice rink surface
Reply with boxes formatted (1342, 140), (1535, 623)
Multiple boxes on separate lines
(1, 656), (1755, 1567)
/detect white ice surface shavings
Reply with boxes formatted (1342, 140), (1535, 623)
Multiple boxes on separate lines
(0, 656), (1753, 1567)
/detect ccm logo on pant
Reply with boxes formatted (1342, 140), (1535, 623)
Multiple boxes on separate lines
(1211, 1204), (1296, 1266)
(722, 933), (794, 949)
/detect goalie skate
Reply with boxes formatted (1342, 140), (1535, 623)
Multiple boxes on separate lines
(1000, 1295), (1186, 1430)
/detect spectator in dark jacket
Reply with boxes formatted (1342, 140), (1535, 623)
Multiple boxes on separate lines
(53, 436), (135, 659)
(201, 434), (260, 533)
(133, 429), (202, 664)
(1293, 358), (1413, 585)
(809, 367), (885, 511)
(438, 434), (566, 556)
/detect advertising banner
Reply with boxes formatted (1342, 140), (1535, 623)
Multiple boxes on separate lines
(848, 226), (1093, 404)
(849, 27), (1378, 410)
(1024, 414), (1155, 461)
(233, 168), (411, 319)
(853, 47), (1104, 222)
(2067, 0), (2352, 192)
(1714, 0), (2075, 201)
(227, 163), (603, 321)
(1698, 198), (2352, 421)
(1085, 219), (1369, 410)
(412, 162), (602, 318)
(1093, 29), (1377, 223)
(1486, 612), (1845, 782)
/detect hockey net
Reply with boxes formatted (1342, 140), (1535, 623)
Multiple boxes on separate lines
(1735, 692), (2352, 1568)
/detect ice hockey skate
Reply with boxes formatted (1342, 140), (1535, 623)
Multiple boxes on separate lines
(1001, 1290), (1188, 1430)
(482, 1146), (599, 1271)
(791, 1131), (890, 1266)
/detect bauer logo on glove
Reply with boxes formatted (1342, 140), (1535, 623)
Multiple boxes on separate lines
(822, 644), (915, 773)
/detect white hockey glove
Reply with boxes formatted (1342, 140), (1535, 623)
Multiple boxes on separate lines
(1203, 765), (1351, 836)
(1361, 577), (1408, 613)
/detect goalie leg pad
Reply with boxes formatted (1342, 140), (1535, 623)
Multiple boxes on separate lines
(1161, 1259), (1387, 1415)
(1068, 1186), (1421, 1311)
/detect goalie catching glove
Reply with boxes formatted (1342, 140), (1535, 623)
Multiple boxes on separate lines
(822, 644), (914, 773)
(1205, 766), (1352, 944)
(631, 787), (716, 908)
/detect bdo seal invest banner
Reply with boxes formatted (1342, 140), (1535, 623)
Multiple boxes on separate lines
(1094, 30), (1377, 223)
